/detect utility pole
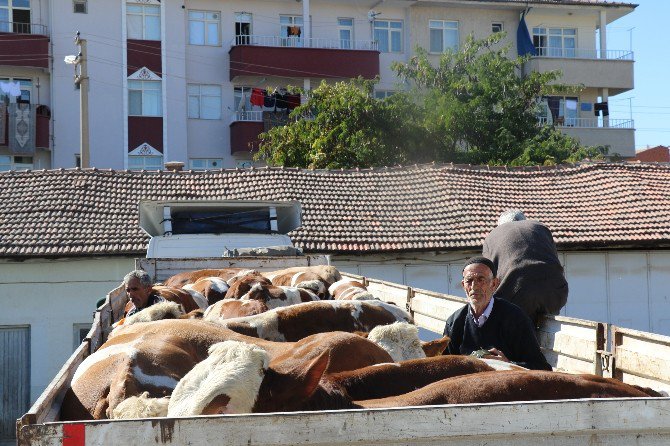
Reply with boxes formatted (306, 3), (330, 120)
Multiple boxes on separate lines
(66, 31), (89, 168)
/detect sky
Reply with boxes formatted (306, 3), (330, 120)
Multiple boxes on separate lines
(605, 0), (670, 150)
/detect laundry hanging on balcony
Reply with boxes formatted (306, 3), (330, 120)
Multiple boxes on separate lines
(517, 10), (536, 57)
(287, 26), (301, 37)
(250, 88), (265, 107)
(0, 81), (21, 98)
(8, 103), (36, 155)
(594, 102), (609, 117)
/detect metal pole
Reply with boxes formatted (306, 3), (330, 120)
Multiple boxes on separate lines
(75, 33), (90, 168)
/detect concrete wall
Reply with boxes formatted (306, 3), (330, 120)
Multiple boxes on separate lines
(562, 126), (635, 157)
(0, 257), (134, 402)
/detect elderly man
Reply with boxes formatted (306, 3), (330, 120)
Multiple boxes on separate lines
(483, 210), (568, 324)
(123, 270), (165, 317)
(443, 257), (552, 371)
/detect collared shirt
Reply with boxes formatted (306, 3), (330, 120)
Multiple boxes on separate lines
(469, 297), (494, 327)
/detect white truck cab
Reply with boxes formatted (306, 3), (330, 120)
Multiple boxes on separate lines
(139, 200), (302, 259)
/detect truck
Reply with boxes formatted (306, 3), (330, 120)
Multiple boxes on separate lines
(16, 200), (670, 445)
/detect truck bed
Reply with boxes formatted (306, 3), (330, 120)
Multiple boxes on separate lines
(17, 257), (670, 445)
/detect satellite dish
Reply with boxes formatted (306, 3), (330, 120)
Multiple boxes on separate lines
(367, 10), (380, 22)
(64, 55), (77, 65)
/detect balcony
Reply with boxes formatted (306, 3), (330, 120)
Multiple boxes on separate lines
(2, 104), (51, 151)
(229, 111), (264, 155)
(539, 117), (635, 158)
(0, 21), (49, 69)
(229, 35), (379, 82)
(524, 48), (634, 95)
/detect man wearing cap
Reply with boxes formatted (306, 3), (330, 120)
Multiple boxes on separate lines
(443, 256), (552, 370)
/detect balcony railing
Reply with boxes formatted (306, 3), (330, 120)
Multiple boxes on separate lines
(0, 21), (48, 35)
(232, 35), (378, 51)
(230, 110), (264, 124)
(533, 47), (633, 60)
(538, 117), (634, 129)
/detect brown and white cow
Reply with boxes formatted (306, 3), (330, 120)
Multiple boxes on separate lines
(61, 318), (393, 420)
(214, 300), (414, 342)
(182, 276), (230, 306)
(328, 279), (375, 301)
(162, 268), (247, 288)
(224, 272), (273, 299)
(265, 265), (341, 287)
(270, 270), (329, 299)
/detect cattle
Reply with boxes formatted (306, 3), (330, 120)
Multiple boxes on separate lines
(265, 265), (342, 287)
(270, 270), (329, 299)
(224, 272), (273, 299)
(204, 284), (319, 320)
(356, 370), (660, 409)
(121, 285), (207, 315)
(328, 279), (375, 301)
(214, 300), (414, 342)
(61, 319), (393, 420)
(182, 276), (230, 305)
(111, 302), (185, 335)
(162, 268), (247, 288)
(366, 322), (425, 362)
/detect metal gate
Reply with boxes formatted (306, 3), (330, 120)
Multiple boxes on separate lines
(0, 326), (30, 444)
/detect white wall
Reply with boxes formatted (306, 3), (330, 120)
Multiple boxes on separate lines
(0, 257), (134, 402)
(333, 250), (670, 336)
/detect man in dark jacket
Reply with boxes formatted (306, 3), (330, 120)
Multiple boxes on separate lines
(483, 210), (568, 325)
(443, 256), (552, 371)
(123, 270), (165, 317)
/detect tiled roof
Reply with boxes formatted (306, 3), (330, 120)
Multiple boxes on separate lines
(0, 163), (669, 258)
(633, 146), (670, 163)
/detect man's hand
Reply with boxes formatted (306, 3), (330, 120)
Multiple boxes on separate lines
(483, 347), (510, 362)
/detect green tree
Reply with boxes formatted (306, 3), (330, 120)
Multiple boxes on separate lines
(393, 33), (599, 165)
(255, 79), (433, 169)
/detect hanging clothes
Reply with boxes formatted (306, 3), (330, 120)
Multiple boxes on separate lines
(547, 97), (561, 120)
(594, 102), (609, 117)
(275, 92), (288, 109)
(286, 93), (301, 110)
(264, 92), (276, 108)
(0, 81), (22, 97)
(250, 88), (265, 107)
(288, 25), (301, 37)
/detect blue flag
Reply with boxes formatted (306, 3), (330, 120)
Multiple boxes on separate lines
(517, 12), (536, 57)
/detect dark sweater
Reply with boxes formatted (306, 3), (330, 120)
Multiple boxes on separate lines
(126, 293), (166, 317)
(482, 220), (568, 319)
(443, 298), (552, 371)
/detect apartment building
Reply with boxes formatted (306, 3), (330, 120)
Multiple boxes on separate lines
(0, 0), (636, 172)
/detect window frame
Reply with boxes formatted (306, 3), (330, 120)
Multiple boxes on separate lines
(374, 19), (403, 53)
(126, 3), (160, 41)
(73, 0), (87, 14)
(338, 17), (354, 49)
(187, 84), (222, 120)
(128, 79), (162, 117)
(533, 27), (577, 58)
(374, 90), (395, 100)
(428, 19), (459, 54)
(0, 77), (31, 104)
(0, 0), (31, 33)
(0, 155), (34, 171)
(188, 10), (221, 46)
(491, 22), (503, 33)
(233, 86), (254, 112)
(189, 158), (224, 170)
(280, 14), (304, 47)
(128, 154), (164, 171)
(235, 12), (252, 45)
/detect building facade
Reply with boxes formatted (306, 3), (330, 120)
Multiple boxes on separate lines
(0, 0), (636, 168)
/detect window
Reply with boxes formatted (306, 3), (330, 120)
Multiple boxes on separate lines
(492, 22), (503, 33)
(374, 90), (395, 100)
(188, 10), (220, 46)
(0, 155), (33, 171)
(374, 20), (403, 53)
(73, 323), (91, 350)
(540, 96), (579, 126)
(281, 15), (303, 47)
(187, 84), (221, 119)
(128, 80), (161, 116)
(338, 18), (353, 49)
(429, 20), (458, 53)
(0, 0), (31, 33)
(73, 0), (87, 14)
(234, 86), (253, 112)
(533, 27), (576, 57)
(189, 158), (223, 170)
(0, 78), (31, 104)
(127, 3), (160, 40)
(128, 155), (163, 171)
(235, 12), (252, 45)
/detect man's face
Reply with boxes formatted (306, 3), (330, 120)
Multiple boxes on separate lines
(461, 263), (499, 314)
(126, 278), (152, 309)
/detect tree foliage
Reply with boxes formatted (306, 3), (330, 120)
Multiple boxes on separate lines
(256, 33), (605, 168)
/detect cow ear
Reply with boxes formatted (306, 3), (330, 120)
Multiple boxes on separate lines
(297, 351), (330, 399)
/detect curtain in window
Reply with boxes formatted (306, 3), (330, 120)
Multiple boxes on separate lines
(8, 103), (36, 155)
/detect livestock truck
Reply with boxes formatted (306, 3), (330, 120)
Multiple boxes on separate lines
(17, 200), (670, 445)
